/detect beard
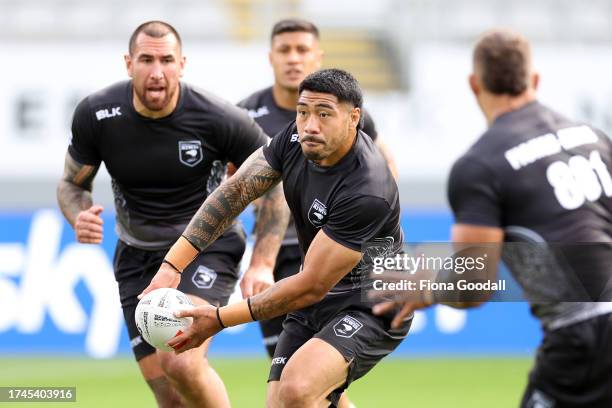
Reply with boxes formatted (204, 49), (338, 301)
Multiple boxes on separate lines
(135, 85), (176, 111)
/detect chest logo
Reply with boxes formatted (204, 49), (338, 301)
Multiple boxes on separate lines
(178, 140), (203, 167)
(308, 198), (328, 228)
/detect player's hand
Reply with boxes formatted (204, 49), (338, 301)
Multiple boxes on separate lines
(74, 205), (104, 244)
(138, 263), (181, 299)
(372, 301), (431, 329)
(240, 264), (275, 298)
(167, 305), (223, 353)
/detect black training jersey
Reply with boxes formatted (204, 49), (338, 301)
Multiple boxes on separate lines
(238, 86), (379, 247)
(263, 122), (402, 293)
(448, 101), (612, 328)
(68, 80), (268, 250)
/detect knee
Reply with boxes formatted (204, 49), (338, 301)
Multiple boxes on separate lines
(159, 353), (206, 383)
(278, 378), (314, 407)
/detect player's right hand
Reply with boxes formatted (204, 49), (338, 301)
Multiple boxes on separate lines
(138, 262), (182, 299)
(74, 205), (104, 244)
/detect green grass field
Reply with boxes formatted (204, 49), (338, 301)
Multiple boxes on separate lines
(1, 357), (532, 407)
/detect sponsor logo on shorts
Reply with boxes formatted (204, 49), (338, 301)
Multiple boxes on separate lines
(178, 140), (203, 167)
(192, 265), (217, 289)
(333, 315), (363, 338)
(526, 389), (555, 408)
(271, 357), (287, 365)
(307, 199), (327, 227)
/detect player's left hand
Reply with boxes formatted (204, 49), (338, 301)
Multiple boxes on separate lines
(372, 300), (431, 329)
(167, 305), (223, 353)
(138, 262), (181, 299)
(240, 264), (275, 298)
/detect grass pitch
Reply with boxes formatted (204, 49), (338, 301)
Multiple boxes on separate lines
(0, 356), (531, 407)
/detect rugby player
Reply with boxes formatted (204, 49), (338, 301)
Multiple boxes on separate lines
(375, 29), (612, 407)
(142, 69), (410, 407)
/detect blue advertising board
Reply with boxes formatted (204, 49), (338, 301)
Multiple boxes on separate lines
(0, 209), (541, 358)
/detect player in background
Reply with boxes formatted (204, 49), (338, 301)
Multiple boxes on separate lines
(142, 69), (411, 407)
(237, 18), (398, 361)
(375, 29), (612, 407)
(57, 21), (288, 407)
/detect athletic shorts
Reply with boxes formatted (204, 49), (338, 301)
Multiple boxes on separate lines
(113, 228), (246, 361)
(268, 291), (411, 406)
(521, 312), (612, 408)
(258, 244), (302, 357)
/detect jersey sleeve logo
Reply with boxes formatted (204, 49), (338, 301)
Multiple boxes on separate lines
(308, 198), (328, 228)
(178, 140), (203, 167)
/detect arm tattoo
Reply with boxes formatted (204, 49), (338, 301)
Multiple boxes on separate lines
(250, 278), (300, 321)
(57, 152), (100, 226)
(250, 183), (290, 266)
(183, 148), (282, 252)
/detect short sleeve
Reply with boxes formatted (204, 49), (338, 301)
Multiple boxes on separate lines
(262, 121), (296, 172)
(67, 98), (101, 165)
(360, 109), (378, 141)
(323, 195), (391, 251)
(216, 103), (269, 167)
(447, 156), (502, 227)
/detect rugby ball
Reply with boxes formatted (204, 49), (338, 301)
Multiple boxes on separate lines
(135, 288), (194, 351)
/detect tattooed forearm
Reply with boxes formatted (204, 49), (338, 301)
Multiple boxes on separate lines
(183, 148), (282, 252)
(57, 152), (100, 226)
(249, 277), (314, 321)
(250, 183), (290, 267)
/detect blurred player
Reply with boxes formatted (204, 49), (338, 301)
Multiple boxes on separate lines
(237, 18), (397, 368)
(376, 29), (612, 407)
(142, 69), (411, 407)
(57, 21), (287, 407)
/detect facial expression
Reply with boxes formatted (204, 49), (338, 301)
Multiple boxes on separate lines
(125, 33), (185, 116)
(296, 90), (360, 165)
(269, 32), (323, 91)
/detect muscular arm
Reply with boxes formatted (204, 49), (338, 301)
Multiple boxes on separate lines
(249, 184), (290, 268)
(57, 152), (100, 227)
(249, 230), (362, 320)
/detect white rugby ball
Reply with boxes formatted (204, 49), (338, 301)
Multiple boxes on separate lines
(135, 288), (194, 351)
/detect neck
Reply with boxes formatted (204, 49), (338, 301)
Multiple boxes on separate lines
(132, 86), (180, 119)
(480, 90), (536, 126)
(314, 129), (357, 167)
(272, 83), (299, 111)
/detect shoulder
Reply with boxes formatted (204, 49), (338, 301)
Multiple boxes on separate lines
(183, 82), (252, 121)
(83, 80), (130, 111)
(237, 86), (272, 110)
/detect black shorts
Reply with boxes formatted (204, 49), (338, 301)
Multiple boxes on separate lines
(521, 312), (612, 408)
(268, 291), (411, 406)
(113, 229), (246, 361)
(258, 244), (302, 357)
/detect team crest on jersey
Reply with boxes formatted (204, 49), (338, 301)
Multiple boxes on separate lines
(333, 316), (363, 338)
(308, 199), (328, 227)
(192, 266), (217, 289)
(178, 140), (203, 167)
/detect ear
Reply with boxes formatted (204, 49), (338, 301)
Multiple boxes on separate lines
(268, 50), (273, 67)
(124, 54), (133, 78)
(349, 107), (361, 129)
(531, 72), (540, 91)
(469, 73), (480, 97)
(315, 49), (324, 69)
(179, 55), (186, 78)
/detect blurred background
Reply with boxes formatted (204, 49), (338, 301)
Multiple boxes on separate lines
(1, 0), (611, 406)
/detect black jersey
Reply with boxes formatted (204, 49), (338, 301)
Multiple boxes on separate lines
(238, 86), (379, 246)
(68, 80), (268, 250)
(263, 122), (402, 293)
(448, 101), (612, 328)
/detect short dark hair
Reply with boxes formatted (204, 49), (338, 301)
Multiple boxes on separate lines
(271, 18), (319, 41)
(129, 21), (182, 55)
(473, 29), (531, 96)
(299, 68), (363, 109)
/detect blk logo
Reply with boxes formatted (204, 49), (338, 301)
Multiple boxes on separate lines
(95, 107), (121, 121)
